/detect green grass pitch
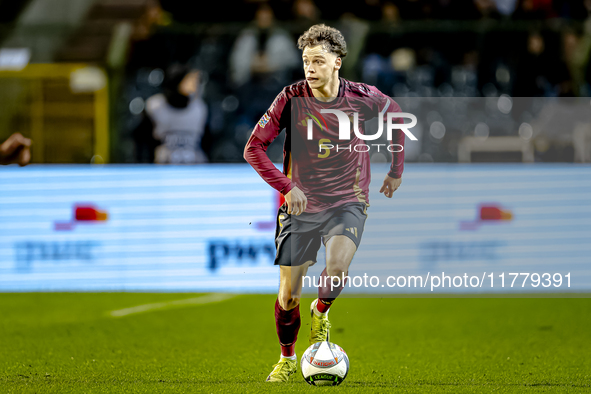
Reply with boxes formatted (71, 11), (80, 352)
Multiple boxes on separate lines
(1, 293), (590, 393)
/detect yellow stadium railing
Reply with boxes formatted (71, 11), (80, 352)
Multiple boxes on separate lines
(0, 63), (109, 163)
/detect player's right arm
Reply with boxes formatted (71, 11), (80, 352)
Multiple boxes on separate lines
(283, 185), (307, 216)
(243, 89), (307, 215)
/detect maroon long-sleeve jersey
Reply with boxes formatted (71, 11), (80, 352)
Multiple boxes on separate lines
(244, 77), (405, 213)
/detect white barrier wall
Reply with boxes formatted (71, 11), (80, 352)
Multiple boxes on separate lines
(0, 164), (589, 293)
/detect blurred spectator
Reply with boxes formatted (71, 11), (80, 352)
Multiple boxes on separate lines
(126, 0), (177, 71)
(562, 28), (591, 97)
(473, 0), (502, 18)
(513, 31), (556, 96)
(381, 2), (401, 23)
(292, 0), (321, 32)
(0, 133), (31, 166)
(493, 0), (518, 16)
(133, 65), (208, 164)
(131, 0), (170, 42)
(363, 2), (402, 57)
(512, 0), (556, 20)
(512, 29), (580, 97)
(451, 50), (479, 95)
(337, 13), (370, 80)
(229, 4), (299, 88)
(361, 3), (406, 94)
(229, 3), (299, 145)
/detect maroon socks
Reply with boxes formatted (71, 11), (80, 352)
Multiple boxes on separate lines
(274, 268), (348, 356)
(274, 298), (301, 357)
(317, 268), (348, 313)
(316, 299), (332, 313)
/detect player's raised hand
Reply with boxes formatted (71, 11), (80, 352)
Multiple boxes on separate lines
(0, 133), (32, 166)
(285, 186), (307, 216)
(379, 175), (402, 198)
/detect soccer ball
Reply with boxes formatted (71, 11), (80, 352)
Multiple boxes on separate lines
(301, 341), (349, 386)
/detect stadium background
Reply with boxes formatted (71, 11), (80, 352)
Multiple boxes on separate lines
(0, 1), (590, 392)
(1, 0), (590, 292)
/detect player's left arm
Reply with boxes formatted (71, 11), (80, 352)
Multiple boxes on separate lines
(372, 89), (404, 198)
(379, 174), (402, 198)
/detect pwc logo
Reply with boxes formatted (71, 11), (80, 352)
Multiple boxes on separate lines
(54, 204), (109, 231)
(460, 204), (513, 231)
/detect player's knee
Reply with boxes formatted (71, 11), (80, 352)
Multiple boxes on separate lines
(278, 294), (300, 310)
(326, 262), (348, 279)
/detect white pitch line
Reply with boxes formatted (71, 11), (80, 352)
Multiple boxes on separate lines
(109, 293), (236, 318)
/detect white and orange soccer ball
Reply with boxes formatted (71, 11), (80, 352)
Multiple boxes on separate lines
(301, 341), (349, 386)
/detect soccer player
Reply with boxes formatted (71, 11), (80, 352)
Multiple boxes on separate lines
(243, 24), (405, 382)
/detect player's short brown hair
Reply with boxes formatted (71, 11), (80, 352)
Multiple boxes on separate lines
(297, 24), (348, 58)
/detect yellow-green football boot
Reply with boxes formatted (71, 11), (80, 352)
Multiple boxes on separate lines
(265, 357), (297, 382)
(309, 298), (331, 346)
